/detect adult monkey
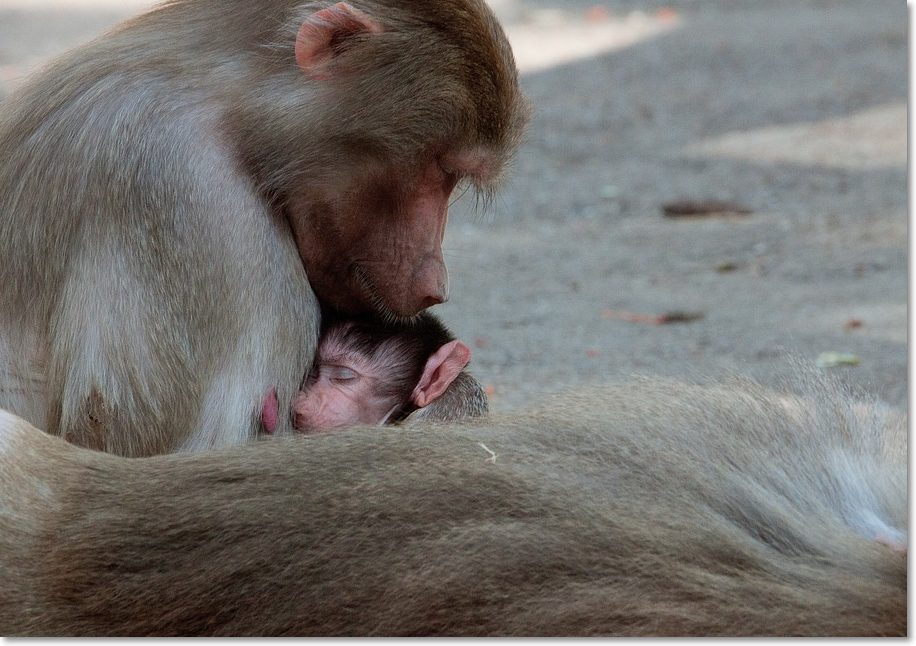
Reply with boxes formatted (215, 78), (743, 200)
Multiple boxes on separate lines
(0, 0), (528, 455)
(0, 377), (905, 635)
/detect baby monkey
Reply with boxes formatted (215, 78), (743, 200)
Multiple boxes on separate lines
(263, 313), (486, 434)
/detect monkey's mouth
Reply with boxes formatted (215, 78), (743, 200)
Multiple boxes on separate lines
(351, 264), (416, 325)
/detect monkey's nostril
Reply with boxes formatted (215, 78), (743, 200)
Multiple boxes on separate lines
(413, 265), (449, 310)
(420, 293), (446, 309)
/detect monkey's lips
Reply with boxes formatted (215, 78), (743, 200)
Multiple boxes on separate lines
(351, 264), (416, 323)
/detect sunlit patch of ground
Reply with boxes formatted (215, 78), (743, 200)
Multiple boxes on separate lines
(684, 103), (906, 170)
(502, 9), (680, 74)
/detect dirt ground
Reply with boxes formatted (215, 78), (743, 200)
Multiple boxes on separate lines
(0, 0), (906, 411)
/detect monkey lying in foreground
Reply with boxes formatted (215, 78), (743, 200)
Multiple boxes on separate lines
(259, 312), (488, 434)
(0, 376), (904, 636)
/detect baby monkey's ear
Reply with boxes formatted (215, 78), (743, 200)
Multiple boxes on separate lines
(411, 340), (472, 408)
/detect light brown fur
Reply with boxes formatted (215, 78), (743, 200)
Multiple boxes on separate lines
(0, 376), (905, 636)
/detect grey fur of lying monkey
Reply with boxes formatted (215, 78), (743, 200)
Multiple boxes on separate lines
(0, 376), (905, 636)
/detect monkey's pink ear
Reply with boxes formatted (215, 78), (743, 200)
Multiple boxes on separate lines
(412, 340), (472, 409)
(295, 2), (382, 77)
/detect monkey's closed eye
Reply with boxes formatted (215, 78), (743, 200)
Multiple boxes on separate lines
(437, 160), (465, 185)
(324, 365), (359, 384)
(438, 163), (474, 204)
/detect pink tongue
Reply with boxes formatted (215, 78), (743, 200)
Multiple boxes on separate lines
(261, 390), (279, 434)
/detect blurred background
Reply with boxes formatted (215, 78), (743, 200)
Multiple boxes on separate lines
(0, 0), (906, 410)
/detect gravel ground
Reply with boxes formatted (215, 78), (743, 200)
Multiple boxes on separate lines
(0, 0), (906, 411)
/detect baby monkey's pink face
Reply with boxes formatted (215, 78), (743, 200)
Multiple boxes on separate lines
(291, 322), (471, 434)
(293, 351), (401, 433)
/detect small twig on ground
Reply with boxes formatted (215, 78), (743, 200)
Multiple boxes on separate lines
(662, 199), (753, 218)
(601, 309), (705, 325)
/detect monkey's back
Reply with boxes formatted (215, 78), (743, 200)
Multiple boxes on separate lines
(2, 376), (903, 636)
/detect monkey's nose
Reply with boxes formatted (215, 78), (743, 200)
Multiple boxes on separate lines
(420, 293), (445, 309)
(427, 276), (451, 307)
(414, 260), (449, 310)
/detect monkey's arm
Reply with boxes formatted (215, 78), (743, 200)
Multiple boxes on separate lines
(0, 75), (318, 455)
(0, 379), (906, 636)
